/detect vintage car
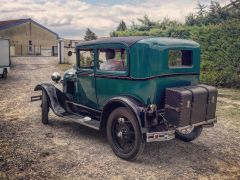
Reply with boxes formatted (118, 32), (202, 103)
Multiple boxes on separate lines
(32, 37), (218, 161)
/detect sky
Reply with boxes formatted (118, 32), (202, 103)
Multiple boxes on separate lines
(0, 0), (230, 39)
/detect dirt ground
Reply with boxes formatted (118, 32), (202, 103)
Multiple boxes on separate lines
(0, 57), (239, 180)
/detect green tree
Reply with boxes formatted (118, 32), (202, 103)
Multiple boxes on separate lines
(110, 31), (118, 37)
(196, 2), (207, 16)
(117, 20), (127, 31)
(158, 17), (180, 30)
(84, 28), (97, 41)
(130, 20), (138, 30)
(207, 1), (222, 24)
(195, 3), (208, 25)
(186, 13), (198, 26)
(230, 0), (240, 10)
(137, 15), (158, 31)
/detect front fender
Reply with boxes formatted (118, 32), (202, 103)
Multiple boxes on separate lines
(101, 96), (147, 134)
(34, 83), (69, 117)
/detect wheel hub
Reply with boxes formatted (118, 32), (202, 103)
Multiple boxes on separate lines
(117, 127), (128, 139)
(118, 117), (125, 124)
(117, 131), (123, 138)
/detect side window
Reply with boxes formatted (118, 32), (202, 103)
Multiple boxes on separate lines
(97, 48), (127, 72)
(78, 49), (94, 69)
(168, 50), (193, 68)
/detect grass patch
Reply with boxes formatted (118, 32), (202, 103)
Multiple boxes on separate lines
(218, 88), (240, 101)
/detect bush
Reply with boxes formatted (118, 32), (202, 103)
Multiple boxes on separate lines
(112, 19), (240, 87)
(195, 20), (240, 87)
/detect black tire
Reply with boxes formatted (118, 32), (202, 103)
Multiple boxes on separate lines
(175, 126), (202, 142)
(42, 91), (49, 124)
(107, 107), (145, 161)
(2, 69), (7, 78)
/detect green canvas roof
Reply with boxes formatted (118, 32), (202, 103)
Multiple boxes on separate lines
(138, 37), (200, 47)
(77, 36), (199, 48)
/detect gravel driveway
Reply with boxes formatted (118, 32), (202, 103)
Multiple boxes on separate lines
(0, 57), (239, 179)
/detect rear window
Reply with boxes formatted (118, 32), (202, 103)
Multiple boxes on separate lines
(97, 48), (127, 72)
(168, 50), (193, 68)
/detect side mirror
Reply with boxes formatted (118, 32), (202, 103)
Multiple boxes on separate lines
(68, 51), (72, 56)
(51, 72), (61, 83)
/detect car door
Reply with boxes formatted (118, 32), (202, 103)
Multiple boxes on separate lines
(75, 46), (98, 109)
(95, 43), (129, 109)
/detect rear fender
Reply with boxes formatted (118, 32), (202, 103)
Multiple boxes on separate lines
(101, 96), (147, 135)
(34, 83), (69, 117)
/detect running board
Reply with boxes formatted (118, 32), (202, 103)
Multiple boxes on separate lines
(64, 114), (100, 130)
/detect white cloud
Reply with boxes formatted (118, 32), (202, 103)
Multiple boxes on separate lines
(0, 0), (230, 39)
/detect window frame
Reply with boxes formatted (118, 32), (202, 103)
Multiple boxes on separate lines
(167, 48), (194, 69)
(76, 47), (96, 72)
(95, 44), (129, 76)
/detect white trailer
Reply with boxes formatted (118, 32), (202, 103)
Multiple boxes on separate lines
(0, 38), (10, 78)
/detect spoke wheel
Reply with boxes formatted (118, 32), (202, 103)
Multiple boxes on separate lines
(178, 126), (194, 135)
(112, 117), (135, 154)
(175, 126), (202, 142)
(107, 107), (145, 161)
(42, 91), (49, 124)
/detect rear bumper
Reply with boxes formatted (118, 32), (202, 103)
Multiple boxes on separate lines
(146, 118), (217, 142)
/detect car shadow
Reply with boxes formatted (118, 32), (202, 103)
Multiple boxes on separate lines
(48, 118), (107, 144)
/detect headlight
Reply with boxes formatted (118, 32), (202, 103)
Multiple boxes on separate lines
(51, 72), (61, 83)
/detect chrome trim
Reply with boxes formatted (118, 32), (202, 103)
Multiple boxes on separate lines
(146, 130), (175, 142)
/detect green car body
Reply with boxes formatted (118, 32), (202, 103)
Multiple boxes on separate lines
(64, 37), (200, 110)
(33, 37), (217, 160)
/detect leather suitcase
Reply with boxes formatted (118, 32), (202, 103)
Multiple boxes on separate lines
(198, 84), (218, 120)
(184, 86), (208, 124)
(165, 87), (192, 127)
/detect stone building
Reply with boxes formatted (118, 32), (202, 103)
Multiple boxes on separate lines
(0, 18), (59, 56)
(63, 39), (84, 64)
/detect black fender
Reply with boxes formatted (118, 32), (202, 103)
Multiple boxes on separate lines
(100, 96), (147, 135)
(34, 83), (69, 117)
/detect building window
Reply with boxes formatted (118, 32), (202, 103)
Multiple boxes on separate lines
(29, 40), (32, 52)
(168, 50), (193, 68)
